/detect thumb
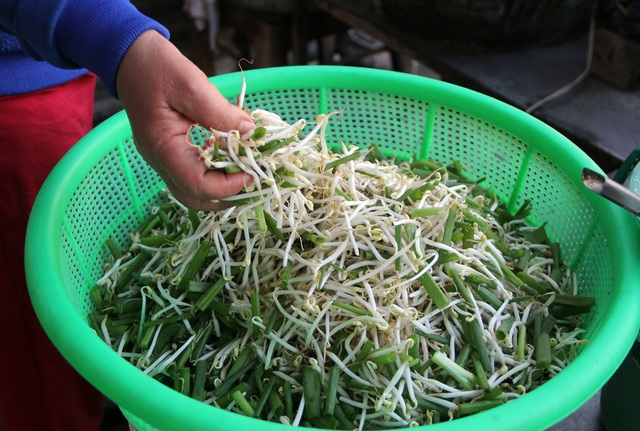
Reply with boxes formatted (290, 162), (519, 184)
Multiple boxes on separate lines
(168, 72), (255, 135)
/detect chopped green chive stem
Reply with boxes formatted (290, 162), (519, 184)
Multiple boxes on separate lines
(138, 214), (160, 237)
(301, 231), (326, 245)
(455, 344), (472, 367)
(410, 159), (444, 172)
(324, 366), (340, 416)
(417, 331), (450, 345)
(225, 165), (243, 173)
(496, 316), (515, 341)
(552, 294), (596, 308)
(88, 314), (103, 337)
(191, 360), (207, 401)
(254, 204), (267, 232)
(364, 143), (387, 163)
(263, 211), (286, 242)
(540, 314), (557, 334)
(435, 251), (459, 265)
(187, 209), (200, 232)
(90, 285), (103, 311)
(333, 404), (354, 430)
(105, 237), (123, 259)
(408, 334), (420, 362)
(264, 309), (284, 334)
(368, 349), (397, 365)
(333, 187), (351, 201)
(187, 280), (211, 293)
(512, 199), (532, 220)
(175, 342), (193, 371)
(483, 386), (504, 401)
(154, 324), (185, 354)
(514, 249), (532, 272)
(462, 209), (513, 256)
(281, 261), (293, 289)
(394, 225), (403, 271)
(532, 313), (542, 343)
(216, 382), (250, 409)
(303, 367), (322, 419)
(523, 223), (551, 244)
(467, 318), (491, 371)
(190, 322), (213, 362)
(535, 332), (552, 370)
(466, 273), (497, 289)
(309, 416), (340, 429)
(196, 277), (226, 310)
(549, 294), (595, 318)
(139, 324), (157, 350)
(232, 388), (255, 417)
(158, 209), (173, 229)
(473, 285), (503, 310)
(462, 224), (476, 249)
(349, 340), (374, 373)
(343, 381), (383, 395)
(209, 300), (233, 328)
(142, 312), (195, 328)
(211, 359), (256, 399)
(419, 269), (450, 309)
(518, 272), (551, 294)
(283, 380), (294, 420)
(517, 324), (527, 362)
(491, 255), (526, 290)
(431, 350), (476, 389)
(446, 265), (475, 305)
(115, 250), (151, 290)
(252, 126), (267, 140)
(442, 205), (458, 244)
(227, 347), (254, 379)
(251, 290), (261, 337)
(268, 391), (284, 418)
(255, 377), (277, 417)
(250, 366), (265, 392)
(416, 398), (449, 416)
(332, 300), (372, 317)
(324, 150), (362, 171)
(551, 242), (562, 267)
(258, 136), (297, 156)
(471, 352), (491, 392)
(138, 233), (179, 248)
(404, 224), (418, 254)
(410, 206), (446, 218)
(212, 139), (219, 159)
(174, 367), (191, 396)
(178, 241), (212, 289)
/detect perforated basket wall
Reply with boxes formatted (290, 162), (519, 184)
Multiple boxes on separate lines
(25, 66), (640, 431)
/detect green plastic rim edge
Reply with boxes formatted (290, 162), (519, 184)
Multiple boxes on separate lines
(25, 65), (640, 431)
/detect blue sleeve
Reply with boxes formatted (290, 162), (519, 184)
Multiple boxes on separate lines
(0, 0), (169, 97)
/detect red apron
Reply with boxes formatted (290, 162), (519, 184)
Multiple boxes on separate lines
(0, 73), (105, 430)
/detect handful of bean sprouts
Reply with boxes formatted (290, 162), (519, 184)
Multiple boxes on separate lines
(91, 104), (594, 429)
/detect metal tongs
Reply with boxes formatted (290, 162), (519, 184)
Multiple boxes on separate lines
(582, 167), (640, 216)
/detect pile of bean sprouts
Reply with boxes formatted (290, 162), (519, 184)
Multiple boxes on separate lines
(91, 105), (593, 429)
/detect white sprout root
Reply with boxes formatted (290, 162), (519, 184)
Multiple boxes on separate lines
(91, 102), (593, 429)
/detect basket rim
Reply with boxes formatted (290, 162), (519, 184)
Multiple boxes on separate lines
(25, 65), (640, 431)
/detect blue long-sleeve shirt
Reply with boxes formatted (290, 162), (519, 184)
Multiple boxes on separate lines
(0, 0), (169, 97)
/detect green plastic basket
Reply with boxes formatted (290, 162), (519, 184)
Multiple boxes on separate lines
(25, 66), (640, 431)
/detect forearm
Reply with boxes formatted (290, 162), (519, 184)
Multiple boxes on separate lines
(0, 0), (168, 97)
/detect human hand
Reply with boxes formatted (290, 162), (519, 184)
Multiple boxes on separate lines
(116, 30), (254, 210)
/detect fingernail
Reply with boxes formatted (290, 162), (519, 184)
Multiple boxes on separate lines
(239, 120), (255, 134)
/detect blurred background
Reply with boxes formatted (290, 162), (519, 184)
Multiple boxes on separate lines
(96, 1), (640, 430)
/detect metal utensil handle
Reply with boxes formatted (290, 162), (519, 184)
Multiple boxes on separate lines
(582, 168), (640, 216)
